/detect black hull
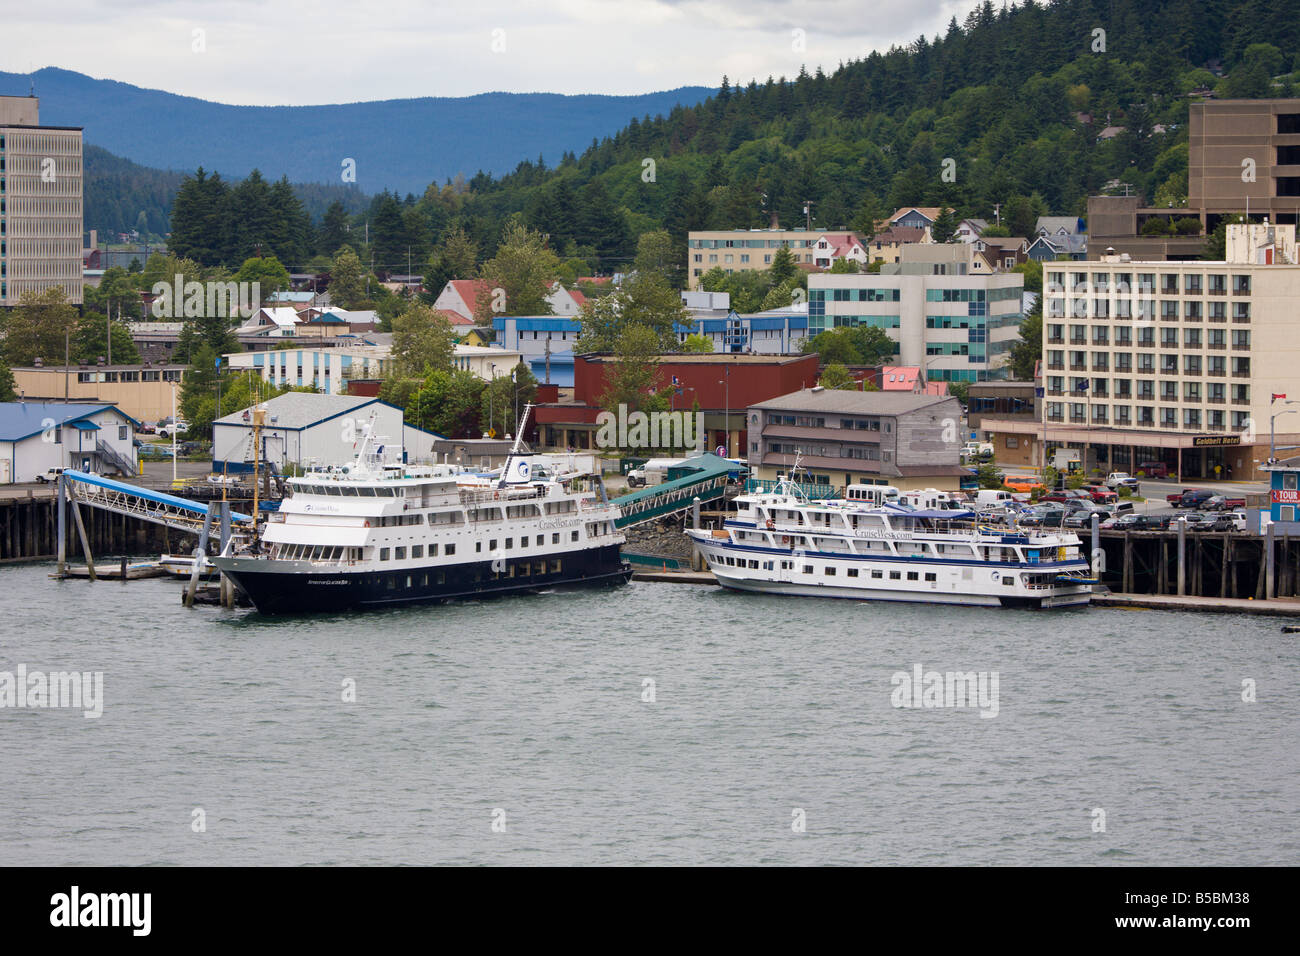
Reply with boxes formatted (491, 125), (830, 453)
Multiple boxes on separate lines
(218, 545), (632, 615)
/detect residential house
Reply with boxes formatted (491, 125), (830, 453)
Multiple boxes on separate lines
(812, 232), (869, 269)
(432, 279), (494, 322)
(954, 219), (988, 243)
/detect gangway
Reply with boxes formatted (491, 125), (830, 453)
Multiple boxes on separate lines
(610, 453), (736, 529)
(60, 470), (254, 535)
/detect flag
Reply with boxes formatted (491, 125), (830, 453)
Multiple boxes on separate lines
(1273, 393), (1287, 401)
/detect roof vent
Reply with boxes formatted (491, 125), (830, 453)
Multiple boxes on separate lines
(811, 385), (825, 393)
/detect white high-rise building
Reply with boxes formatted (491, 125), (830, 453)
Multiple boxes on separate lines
(0, 94), (83, 306)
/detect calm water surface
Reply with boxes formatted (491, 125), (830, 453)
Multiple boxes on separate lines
(0, 563), (1296, 865)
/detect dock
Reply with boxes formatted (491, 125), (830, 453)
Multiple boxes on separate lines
(631, 568), (716, 585)
(57, 561), (170, 580)
(1091, 592), (1300, 616)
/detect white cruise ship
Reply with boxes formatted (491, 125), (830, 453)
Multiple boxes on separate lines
(685, 478), (1094, 609)
(212, 409), (630, 614)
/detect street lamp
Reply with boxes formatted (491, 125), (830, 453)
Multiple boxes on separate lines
(717, 367), (731, 457)
(1270, 399), (1300, 464)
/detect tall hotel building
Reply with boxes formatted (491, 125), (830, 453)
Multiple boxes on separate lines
(981, 223), (1300, 481)
(0, 94), (83, 306)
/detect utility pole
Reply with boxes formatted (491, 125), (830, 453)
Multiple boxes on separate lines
(802, 200), (814, 231)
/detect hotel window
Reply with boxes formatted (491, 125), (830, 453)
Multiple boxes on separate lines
(1184, 409), (1201, 428)
(1233, 411), (1250, 429)
(1161, 300), (1178, 319)
(1161, 328), (1178, 347)
(1137, 327), (1155, 347)
(1232, 275), (1251, 295)
(1184, 275), (1202, 295)
(1161, 274), (1178, 294)
(1161, 381), (1178, 401)
(1161, 408), (1177, 428)
(1209, 410), (1225, 429)
(1209, 301), (1226, 322)
(1184, 355), (1201, 375)
(1232, 384), (1250, 403)
(1184, 382), (1200, 402)
(1208, 274), (1226, 295)
(1233, 302), (1251, 322)
(1184, 328), (1201, 348)
(1232, 330), (1251, 350)
(1185, 301), (1202, 321)
(1232, 357), (1251, 377)
(1115, 326), (1132, 346)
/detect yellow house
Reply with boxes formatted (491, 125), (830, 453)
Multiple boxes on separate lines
(460, 327), (494, 348)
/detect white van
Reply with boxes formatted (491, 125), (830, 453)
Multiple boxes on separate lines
(976, 489), (1014, 507)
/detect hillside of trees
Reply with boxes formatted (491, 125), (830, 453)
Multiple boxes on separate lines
(161, 0), (1300, 283)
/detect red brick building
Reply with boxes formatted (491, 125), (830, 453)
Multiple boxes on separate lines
(534, 353), (819, 453)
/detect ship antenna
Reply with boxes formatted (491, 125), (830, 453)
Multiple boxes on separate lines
(498, 403), (534, 488)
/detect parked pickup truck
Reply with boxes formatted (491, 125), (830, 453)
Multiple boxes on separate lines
(1082, 482), (1119, 503)
(1202, 494), (1247, 511)
(1105, 472), (1141, 491)
(1166, 488), (1214, 508)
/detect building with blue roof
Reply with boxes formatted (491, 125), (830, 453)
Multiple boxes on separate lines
(0, 402), (139, 484)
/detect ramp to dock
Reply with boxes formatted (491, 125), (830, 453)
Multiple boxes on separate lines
(610, 453), (734, 529)
(61, 470), (253, 535)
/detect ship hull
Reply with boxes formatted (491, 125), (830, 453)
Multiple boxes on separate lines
(213, 544), (632, 615)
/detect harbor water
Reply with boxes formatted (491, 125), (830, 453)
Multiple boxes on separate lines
(0, 562), (1296, 866)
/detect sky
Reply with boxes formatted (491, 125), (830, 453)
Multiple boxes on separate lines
(1, 0), (984, 105)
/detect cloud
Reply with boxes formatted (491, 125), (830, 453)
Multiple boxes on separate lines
(1, 0), (984, 104)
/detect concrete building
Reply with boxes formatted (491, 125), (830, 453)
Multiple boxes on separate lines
(452, 344), (526, 381)
(982, 222), (1300, 480)
(808, 246), (1026, 383)
(745, 388), (967, 492)
(687, 229), (823, 288)
(491, 315), (580, 385)
(1189, 98), (1300, 227)
(1086, 195), (1205, 261)
(670, 305), (810, 354)
(224, 346), (392, 394)
(0, 402), (137, 483)
(0, 95), (84, 305)
(10, 363), (185, 422)
(965, 380), (1040, 467)
(211, 393), (439, 473)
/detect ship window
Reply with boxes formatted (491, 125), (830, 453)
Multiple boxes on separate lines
(437, 572), (445, 584)
(871, 570), (883, 579)
(445, 544), (455, 556)
(552, 534), (560, 544)
(907, 571), (918, 581)
(1002, 577), (1014, 585)
(572, 531), (579, 542)
(395, 547), (406, 560)
(889, 571), (901, 580)
(535, 561), (546, 575)
(847, 568), (858, 577)
(490, 539), (498, 551)
(925, 573), (937, 582)
(764, 561), (774, 570)
(506, 538), (513, 549)
(803, 565), (813, 574)
(360, 487), (376, 496)
(825, 567), (836, 575)
(749, 560), (759, 569)
(429, 544), (438, 556)
(380, 548), (390, 561)
(387, 576), (396, 589)
(406, 575), (412, 588)
(550, 559), (562, 572)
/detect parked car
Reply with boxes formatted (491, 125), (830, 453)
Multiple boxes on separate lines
(1166, 488), (1214, 509)
(1020, 508), (1066, 527)
(1172, 511), (1210, 528)
(136, 423), (156, 435)
(1137, 461), (1170, 478)
(1107, 513), (1169, 531)
(1202, 494), (1247, 512)
(1040, 488), (1092, 504)
(1105, 472), (1141, 491)
(33, 467), (66, 484)
(1064, 509), (1109, 529)
(1083, 482), (1119, 504)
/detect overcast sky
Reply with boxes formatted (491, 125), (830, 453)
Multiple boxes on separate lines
(2, 0), (983, 104)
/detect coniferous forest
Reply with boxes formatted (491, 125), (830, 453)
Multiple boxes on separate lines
(155, 0), (1300, 278)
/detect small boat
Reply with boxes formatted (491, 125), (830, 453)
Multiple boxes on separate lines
(158, 553), (216, 579)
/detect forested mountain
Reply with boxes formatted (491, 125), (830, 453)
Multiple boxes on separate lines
(162, 0), (1300, 277)
(0, 67), (713, 196)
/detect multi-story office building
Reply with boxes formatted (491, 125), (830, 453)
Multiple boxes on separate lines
(807, 246), (1026, 383)
(687, 229), (822, 288)
(986, 222), (1298, 480)
(745, 389), (968, 492)
(0, 95), (83, 305)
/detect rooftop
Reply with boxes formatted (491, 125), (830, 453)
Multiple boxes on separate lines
(579, 353), (815, 365)
(751, 388), (956, 415)
(213, 393), (379, 430)
(0, 402), (135, 441)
